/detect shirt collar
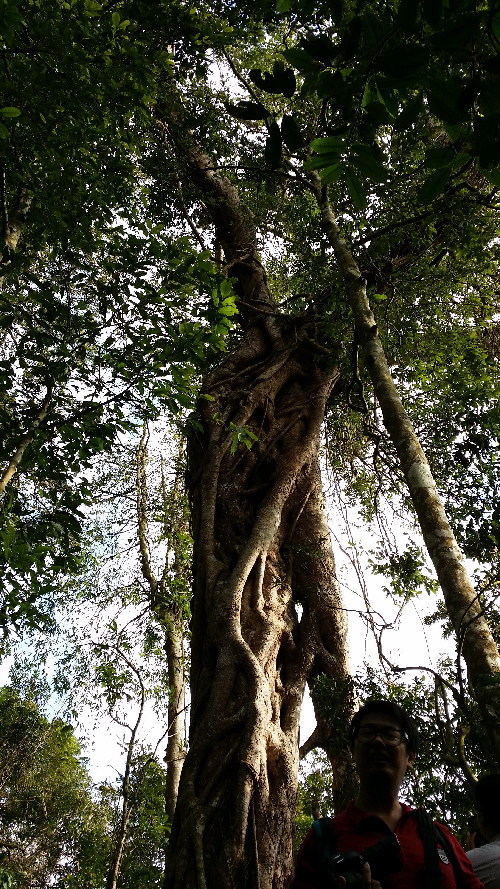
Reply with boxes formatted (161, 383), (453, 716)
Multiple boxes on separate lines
(344, 800), (412, 827)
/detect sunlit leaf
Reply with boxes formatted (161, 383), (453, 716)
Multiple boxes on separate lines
(416, 167), (452, 204)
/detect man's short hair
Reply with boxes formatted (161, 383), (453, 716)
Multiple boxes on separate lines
(349, 698), (420, 754)
(475, 774), (500, 833)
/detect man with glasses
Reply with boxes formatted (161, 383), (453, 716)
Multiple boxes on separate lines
(291, 699), (483, 889)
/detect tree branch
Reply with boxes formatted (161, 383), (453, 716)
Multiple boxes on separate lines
(0, 382), (53, 499)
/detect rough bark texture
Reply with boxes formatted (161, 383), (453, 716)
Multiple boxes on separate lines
(161, 112), (350, 889)
(312, 174), (500, 762)
(3, 187), (31, 252)
(168, 303), (348, 889)
(1, 185), (31, 286)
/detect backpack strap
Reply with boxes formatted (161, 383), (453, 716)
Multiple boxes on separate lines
(417, 809), (443, 889)
(416, 809), (465, 889)
(312, 816), (337, 876)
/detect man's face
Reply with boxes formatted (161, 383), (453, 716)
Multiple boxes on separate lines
(352, 710), (414, 790)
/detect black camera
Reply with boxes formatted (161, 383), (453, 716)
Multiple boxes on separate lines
(325, 833), (403, 887)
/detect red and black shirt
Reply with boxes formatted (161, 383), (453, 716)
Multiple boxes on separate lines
(291, 802), (484, 889)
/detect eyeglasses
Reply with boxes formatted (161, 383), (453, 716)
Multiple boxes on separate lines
(356, 724), (408, 746)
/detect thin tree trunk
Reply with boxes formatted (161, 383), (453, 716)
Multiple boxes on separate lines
(311, 172), (500, 762)
(136, 431), (187, 822)
(164, 626), (186, 824)
(3, 187), (31, 252)
(1, 184), (31, 286)
(106, 810), (132, 889)
(105, 649), (145, 889)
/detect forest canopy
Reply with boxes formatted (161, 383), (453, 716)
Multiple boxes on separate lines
(0, 0), (499, 887)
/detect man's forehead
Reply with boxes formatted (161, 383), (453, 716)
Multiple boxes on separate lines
(359, 712), (402, 728)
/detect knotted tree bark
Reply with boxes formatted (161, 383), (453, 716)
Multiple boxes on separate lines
(159, 112), (350, 889)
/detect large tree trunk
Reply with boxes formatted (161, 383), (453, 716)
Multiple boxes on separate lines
(168, 301), (348, 889)
(160, 111), (350, 889)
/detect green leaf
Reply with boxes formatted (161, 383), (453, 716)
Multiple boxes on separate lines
(375, 82), (399, 117)
(305, 136), (344, 172)
(379, 45), (427, 79)
(480, 166), (500, 187)
(351, 143), (387, 183)
(229, 422), (258, 454)
(423, 0), (444, 28)
(363, 101), (391, 126)
(264, 121), (282, 167)
(0, 123), (9, 139)
(451, 152), (470, 171)
(444, 122), (468, 144)
(397, 0), (420, 33)
(428, 12), (484, 51)
(426, 75), (477, 125)
(361, 80), (376, 109)
(425, 146), (469, 172)
(345, 167), (367, 209)
(299, 33), (337, 65)
(219, 300), (239, 316)
(281, 115), (304, 151)
(424, 146), (455, 169)
(316, 69), (347, 101)
(310, 136), (345, 155)
(219, 278), (234, 297)
(282, 47), (319, 73)
(272, 60), (296, 98)
(474, 115), (500, 167)
(416, 166), (452, 204)
(225, 101), (269, 121)
(478, 79), (500, 116)
(320, 163), (343, 185)
(0, 0), (22, 43)
(249, 68), (273, 90)
(0, 107), (21, 118)
(248, 63), (296, 98)
(304, 154), (343, 172)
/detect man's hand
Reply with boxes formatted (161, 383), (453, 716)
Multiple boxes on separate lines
(338, 862), (382, 888)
